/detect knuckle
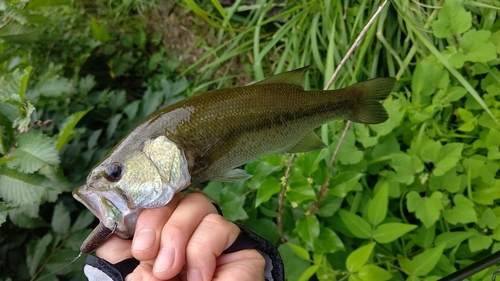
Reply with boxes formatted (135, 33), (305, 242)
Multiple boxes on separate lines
(202, 213), (227, 227)
(162, 221), (185, 243)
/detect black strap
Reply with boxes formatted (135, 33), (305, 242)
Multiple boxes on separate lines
(223, 224), (285, 281)
(85, 255), (124, 281)
(114, 257), (140, 278)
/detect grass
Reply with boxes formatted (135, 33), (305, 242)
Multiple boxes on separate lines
(1, 0), (499, 280)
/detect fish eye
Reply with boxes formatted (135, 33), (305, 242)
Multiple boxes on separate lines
(103, 163), (122, 182)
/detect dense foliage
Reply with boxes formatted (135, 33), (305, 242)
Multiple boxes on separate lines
(1, 0), (500, 280)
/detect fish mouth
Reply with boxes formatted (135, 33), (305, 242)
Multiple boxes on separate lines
(73, 185), (141, 238)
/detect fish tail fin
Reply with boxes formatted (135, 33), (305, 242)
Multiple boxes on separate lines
(346, 77), (396, 124)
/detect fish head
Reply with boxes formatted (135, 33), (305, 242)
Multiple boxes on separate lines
(73, 135), (191, 238)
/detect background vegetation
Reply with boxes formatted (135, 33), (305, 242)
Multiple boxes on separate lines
(1, 0), (499, 280)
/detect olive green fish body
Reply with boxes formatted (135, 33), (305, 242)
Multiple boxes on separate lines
(73, 66), (396, 247)
(138, 74), (393, 183)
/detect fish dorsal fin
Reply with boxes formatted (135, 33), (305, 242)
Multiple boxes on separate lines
(214, 168), (253, 182)
(256, 65), (310, 87)
(286, 131), (327, 153)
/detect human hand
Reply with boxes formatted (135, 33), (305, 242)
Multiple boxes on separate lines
(95, 193), (265, 281)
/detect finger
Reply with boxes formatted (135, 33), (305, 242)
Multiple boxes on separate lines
(132, 192), (184, 261)
(214, 250), (266, 281)
(185, 213), (241, 281)
(153, 193), (219, 280)
(95, 234), (133, 263)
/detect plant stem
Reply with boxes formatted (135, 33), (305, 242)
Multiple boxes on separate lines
(277, 153), (295, 242)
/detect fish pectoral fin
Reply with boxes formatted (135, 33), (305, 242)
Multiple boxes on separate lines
(214, 168), (252, 182)
(255, 65), (310, 87)
(286, 132), (327, 153)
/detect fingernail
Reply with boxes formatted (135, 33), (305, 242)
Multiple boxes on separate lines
(154, 247), (175, 273)
(187, 268), (202, 281)
(132, 228), (156, 251)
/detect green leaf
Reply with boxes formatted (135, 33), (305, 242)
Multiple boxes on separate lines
(12, 101), (35, 132)
(433, 143), (463, 176)
(338, 209), (372, 239)
(0, 67), (31, 101)
(405, 16), (497, 123)
(38, 75), (75, 97)
(279, 242), (311, 281)
(468, 229), (492, 252)
(329, 172), (364, 197)
(313, 226), (345, 253)
(491, 30), (500, 55)
(461, 29), (497, 63)
(286, 179), (316, 204)
(443, 194), (477, 224)
(479, 208), (498, 229)
(317, 194), (343, 217)
(370, 98), (405, 136)
(358, 264), (392, 281)
(462, 157), (496, 182)
(349, 273), (363, 281)
(472, 180), (500, 205)
(435, 231), (474, 249)
(26, 233), (52, 276)
(429, 167), (463, 193)
(420, 141), (441, 163)
(346, 242), (376, 272)
(106, 113), (123, 140)
(413, 224), (435, 248)
(4, 2), (29, 24)
(410, 244), (445, 276)
(8, 131), (60, 173)
(51, 202), (70, 234)
(367, 184), (388, 226)
(332, 130), (364, 165)
(431, 0), (471, 38)
(245, 219), (279, 244)
(440, 86), (468, 104)
(255, 177), (281, 207)
(298, 265), (319, 281)
(0, 167), (48, 206)
(296, 215), (320, 248)
(406, 191), (442, 228)
(391, 153), (424, 185)
(411, 56), (449, 98)
(373, 223), (417, 244)
(219, 189), (248, 221)
(0, 211), (7, 226)
(288, 243), (310, 261)
(90, 17), (110, 42)
(0, 22), (42, 42)
(419, 141), (463, 176)
(19, 67), (31, 101)
(442, 47), (466, 69)
(70, 210), (95, 232)
(56, 108), (92, 150)
(485, 129), (500, 148)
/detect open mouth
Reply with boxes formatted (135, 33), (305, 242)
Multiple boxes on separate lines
(73, 184), (141, 238)
(72, 185), (122, 230)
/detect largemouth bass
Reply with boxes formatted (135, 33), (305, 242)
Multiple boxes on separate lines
(74, 66), (396, 252)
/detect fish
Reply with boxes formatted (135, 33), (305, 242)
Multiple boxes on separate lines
(73, 66), (396, 252)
